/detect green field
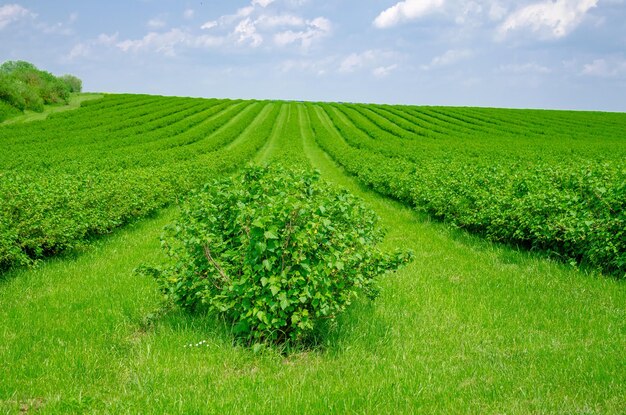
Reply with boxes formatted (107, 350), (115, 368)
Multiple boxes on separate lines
(1, 94), (625, 413)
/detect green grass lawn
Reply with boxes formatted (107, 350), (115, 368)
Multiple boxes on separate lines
(1, 103), (624, 413)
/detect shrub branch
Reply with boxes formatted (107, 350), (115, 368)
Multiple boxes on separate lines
(203, 244), (229, 283)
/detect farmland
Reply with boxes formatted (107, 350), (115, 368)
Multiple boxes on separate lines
(1, 94), (625, 413)
(1, 94), (624, 275)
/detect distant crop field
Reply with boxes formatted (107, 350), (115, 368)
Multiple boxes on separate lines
(309, 102), (626, 276)
(1, 94), (624, 275)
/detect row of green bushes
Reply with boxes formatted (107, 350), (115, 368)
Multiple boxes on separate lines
(307, 104), (626, 277)
(0, 95), (272, 271)
(0, 60), (82, 120)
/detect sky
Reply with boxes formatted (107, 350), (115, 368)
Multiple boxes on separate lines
(1, 0), (625, 111)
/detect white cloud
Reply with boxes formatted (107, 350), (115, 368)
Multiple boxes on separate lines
(373, 64), (398, 78)
(256, 14), (305, 29)
(373, 0), (444, 29)
(201, 21), (217, 30)
(183, 9), (195, 20)
(200, 2), (266, 29)
(339, 50), (378, 73)
(36, 19), (75, 36)
(237, 6), (255, 19)
(273, 17), (331, 48)
(116, 28), (224, 56)
(444, 0), (505, 22)
(497, 0), (598, 40)
(488, 1), (508, 21)
(194, 34), (225, 48)
(66, 32), (119, 61)
(234, 18), (263, 47)
(454, 1), (483, 25)
(0, 3), (34, 30)
(280, 52), (399, 78)
(421, 49), (473, 70)
(197, 1), (331, 50)
(117, 29), (186, 56)
(148, 17), (167, 29)
(582, 58), (626, 77)
(252, 0), (275, 7)
(111, 1), (330, 56)
(68, 43), (90, 60)
(338, 49), (400, 76)
(97, 32), (119, 46)
(0, 4), (76, 35)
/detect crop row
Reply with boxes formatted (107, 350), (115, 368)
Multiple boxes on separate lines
(259, 103), (311, 167)
(306, 103), (626, 276)
(0, 95), (278, 270)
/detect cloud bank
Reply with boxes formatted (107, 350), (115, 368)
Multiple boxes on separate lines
(497, 0), (598, 39)
(0, 3), (34, 29)
(373, 0), (444, 29)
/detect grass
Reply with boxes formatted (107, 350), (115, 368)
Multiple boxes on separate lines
(1, 93), (103, 125)
(0, 102), (624, 413)
(0, 209), (173, 412)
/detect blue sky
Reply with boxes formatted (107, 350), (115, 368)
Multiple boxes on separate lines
(1, 0), (625, 110)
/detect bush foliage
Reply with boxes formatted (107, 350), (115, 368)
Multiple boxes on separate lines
(309, 103), (626, 277)
(0, 96), (275, 271)
(141, 166), (412, 345)
(0, 99), (20, 122)
(0, 60), (82, 115)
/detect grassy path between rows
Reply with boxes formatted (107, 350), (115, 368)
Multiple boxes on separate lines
(1, 93), (103, 125)
(0, 102), (624, 414)
(253, 103), (288, 164)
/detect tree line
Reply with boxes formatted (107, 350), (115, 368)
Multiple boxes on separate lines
(0, 60), (83, 121)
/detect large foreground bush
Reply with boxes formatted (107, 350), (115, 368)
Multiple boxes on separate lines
(142, 166), (412, 345)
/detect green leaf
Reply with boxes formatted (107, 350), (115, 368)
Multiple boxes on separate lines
(270, 285), (280, 296)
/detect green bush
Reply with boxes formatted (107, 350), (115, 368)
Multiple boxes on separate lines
(0, 99), (20, 122)
(0, 73), (26, 111)
(15, 80), (44, 112)
(0, 60), (77, 113)
(59, 74), (82, 93)
(141, 165), (412, 345)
